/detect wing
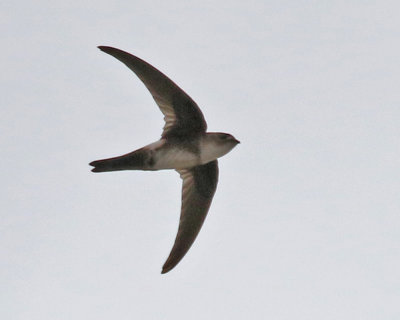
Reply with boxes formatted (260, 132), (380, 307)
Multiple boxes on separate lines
(98, 46), (207, 138)
(162, 160), (219, 274)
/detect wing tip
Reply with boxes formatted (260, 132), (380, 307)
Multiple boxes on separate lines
(161, 261), (176, 274)
(160, 268), (168, 274)
(98, 45), (111, 52)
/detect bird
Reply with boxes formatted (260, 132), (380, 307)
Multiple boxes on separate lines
(90, 46), (240, 274)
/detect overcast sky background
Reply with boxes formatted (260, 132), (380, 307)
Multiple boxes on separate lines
(2, 1), (400, 319)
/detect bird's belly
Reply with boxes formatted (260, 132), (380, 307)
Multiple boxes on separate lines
(153, 148), (200, 170)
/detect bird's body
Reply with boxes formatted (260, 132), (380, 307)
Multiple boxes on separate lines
(90, 46), (239, 273)
(91, 133), (238, 172)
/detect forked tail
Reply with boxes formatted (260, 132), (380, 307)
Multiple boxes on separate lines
(89, 149), (149, 172)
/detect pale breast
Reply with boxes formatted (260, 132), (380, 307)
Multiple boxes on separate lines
(153, 146), (200, 170)
(199, 140), (227, 164)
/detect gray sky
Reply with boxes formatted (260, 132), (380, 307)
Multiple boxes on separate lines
(2, 1), (400, 319)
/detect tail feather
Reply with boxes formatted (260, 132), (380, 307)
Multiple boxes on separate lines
(89, 149), (149, 172)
